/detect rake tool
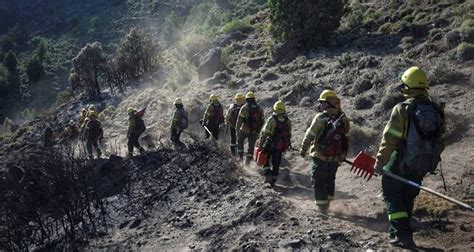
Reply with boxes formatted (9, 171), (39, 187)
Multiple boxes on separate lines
(346, 151), (474, 211)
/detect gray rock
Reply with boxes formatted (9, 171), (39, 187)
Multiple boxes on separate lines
(198, 48), (223, 81)
(129, 218), (141, 229)
(246, 57), (267, 69)
(460, 223), (472, 232)
(279, 238), (305, 249)
(261, 72), (279, 81)
(217, 31), (247, 47)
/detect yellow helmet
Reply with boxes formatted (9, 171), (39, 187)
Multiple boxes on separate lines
(174, 98), (183, 105)
(209, 94), (219, 103)
(318, 90), (338, 102)
(234, 93), (245, 104)
(400, 66), (429, 89)
(88, 111), (98, 119)
(245, 92), (256, 99)
(273, 100), (286, 114)
(127, 108), (136, 114)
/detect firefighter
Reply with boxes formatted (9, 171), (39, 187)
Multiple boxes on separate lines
(300, 90), (350, 214)
(225, 93), (245, 155)
(256, 101), (292, 186)
(84, 112), (103, 159)
(170, 98), (188, 149)
(201, 94), (224, 140)
(373, 67), (445, 249)
(236, 92), (265, 164)
(64, 120), (79, 142)
(127, 108), (146, 157)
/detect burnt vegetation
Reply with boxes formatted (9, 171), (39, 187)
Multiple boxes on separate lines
(0, 137), (237, 250)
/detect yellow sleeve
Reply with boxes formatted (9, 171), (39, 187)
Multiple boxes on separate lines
(225, 105), (232, 125)
(236, 105), (247, 132)
(301, 114), (324, 152)
(376, 104), (407, 166)
(257, 117), (276, 148)
(203, 105), (212, 124)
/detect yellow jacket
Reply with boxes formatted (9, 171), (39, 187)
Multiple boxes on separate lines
(225, 103), (242, 129)
(300, 108), (350, 162)
(236, 103), (264, 135)
(202, 102), (223, 126)
(376, 93), (446, 166)
(171, 108), (185, 131)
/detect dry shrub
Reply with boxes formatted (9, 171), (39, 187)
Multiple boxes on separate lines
(347, 124), (379, 156)
(429, 62), (466, 86)
(353, 94), (374, 110)
(456, 42), (474, 61)
(373, 85), (404, 121)
(414, 191), (455, 219)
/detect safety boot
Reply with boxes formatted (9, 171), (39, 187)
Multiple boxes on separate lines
(389, 236), (417, 250)
(245, 156), (251, 165)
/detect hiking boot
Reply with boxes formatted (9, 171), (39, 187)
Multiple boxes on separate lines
(315, 204), (330, 220)
(389, 236), (417, 250)
(245, 156), (251, 165)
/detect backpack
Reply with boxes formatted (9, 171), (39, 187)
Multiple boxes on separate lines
(180, 109), (189, 130)
(86, 120), (103, 139)
(246, 105), (263, 131)
(400, 100), (443, 177)
(272, 115), (291, 151)
(316, 112), (348, 156)
(212, 104), (224, 126)
(230, 104), (242, 127)
(136, 116), (146, 134)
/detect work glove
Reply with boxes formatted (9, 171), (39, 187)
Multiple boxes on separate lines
(373, 161), (384, 175)
(299, 149), (306, 158)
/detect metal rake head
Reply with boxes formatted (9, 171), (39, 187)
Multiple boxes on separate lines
(349, 151), (376, 181)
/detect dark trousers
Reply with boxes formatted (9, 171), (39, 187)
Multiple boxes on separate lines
(382, 169), (421, 239)
(86, 138), (101, 158)
(171, 128), (185, 149)
(229, 128), (237, 155)
(311, 157), (339, 205)
(263, 148), (283, 183)
(237, 132), (257, 161)
(128, 133), (144, 155)
(205, 125), (219, 140)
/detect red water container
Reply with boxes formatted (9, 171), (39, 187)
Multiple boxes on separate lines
(253, 147), (268, 166)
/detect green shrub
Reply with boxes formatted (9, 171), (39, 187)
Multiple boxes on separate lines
(26, 54), (45, 83)
(459, 26), (474, 43)
(0, 64), (7, 97)
(54, 90), (73, 107)
(339, 0), (366, 32)
(220, 18), (253, 34)
(268, 0), (345, 48)
(3, 50), (18, 72)
(161, 12), (182, 46)
(30, 37), (48, 61)
(21, 108), (38, 120)
(221, 44), (236, 69)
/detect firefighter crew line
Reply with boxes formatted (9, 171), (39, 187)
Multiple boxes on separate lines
(49, 66), (450, 250)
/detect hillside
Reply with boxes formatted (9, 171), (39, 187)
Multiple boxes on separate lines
(0, 0), (473, 250)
